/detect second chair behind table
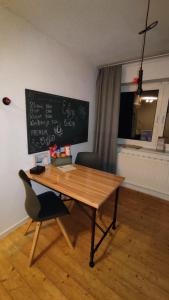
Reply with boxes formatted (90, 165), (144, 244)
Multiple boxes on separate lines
(75, 152), (102, 170)
(18, 169), (73, 267)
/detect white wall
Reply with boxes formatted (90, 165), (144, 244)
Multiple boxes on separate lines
(0, 6), (97, 236)
(122, 56), (169, 83)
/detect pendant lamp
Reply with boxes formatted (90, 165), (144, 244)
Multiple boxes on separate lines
(135, 0), (158, 105)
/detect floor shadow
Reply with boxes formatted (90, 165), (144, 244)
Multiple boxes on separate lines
(33, 235), (61, 263)
(94, 226), (120, 265)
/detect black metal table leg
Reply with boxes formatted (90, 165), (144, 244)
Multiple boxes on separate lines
(89, 208), (96, 267)
(112, 187), (119, 230)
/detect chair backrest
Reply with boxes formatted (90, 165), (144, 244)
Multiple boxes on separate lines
(75, 152), (102, 170)
(18, 170), (41, 220)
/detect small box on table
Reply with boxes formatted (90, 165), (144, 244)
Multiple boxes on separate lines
(51, 156), (72, 167)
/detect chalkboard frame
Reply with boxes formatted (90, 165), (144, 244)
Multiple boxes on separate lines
(25, 89), (89, 154)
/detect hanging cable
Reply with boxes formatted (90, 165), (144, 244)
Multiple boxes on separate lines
(136, 0), (158, 96)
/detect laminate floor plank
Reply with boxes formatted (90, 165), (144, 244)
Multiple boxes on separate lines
(0, 282), (12, 300)
(0, 187), (169, 300)
(0, 237), (68, 300)
(45, 222), (169, 300)
(0, 252), (39, 300)
(3, 216), (127, 300)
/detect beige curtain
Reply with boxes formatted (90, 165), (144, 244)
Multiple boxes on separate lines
(94, 65), (122, 173)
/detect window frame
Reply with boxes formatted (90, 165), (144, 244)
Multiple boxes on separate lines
(118, 81), (169, 151)
(158, 83), (169, 151)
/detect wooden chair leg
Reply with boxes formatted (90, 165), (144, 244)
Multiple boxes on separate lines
(28, 221), (41, 267)
(56, 218), (73, 250)
(24, 219), (33, 236)
(67, 200), (75, 212)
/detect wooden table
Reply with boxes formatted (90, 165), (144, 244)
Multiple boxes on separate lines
(27, 164), (124, 267)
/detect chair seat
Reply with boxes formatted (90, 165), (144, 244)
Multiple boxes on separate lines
(19, 169), (73, 266)
(36, 191), (69, 221)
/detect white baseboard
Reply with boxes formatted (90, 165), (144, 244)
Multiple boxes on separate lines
(122, 181), (169, 201)
(0, 216), (29, 239)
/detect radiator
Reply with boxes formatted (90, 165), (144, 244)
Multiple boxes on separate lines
(117, 149), (169, 198)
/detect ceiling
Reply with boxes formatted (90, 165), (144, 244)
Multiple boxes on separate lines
(1, 0), (169, 66)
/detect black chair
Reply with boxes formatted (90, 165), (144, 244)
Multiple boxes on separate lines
(75, 152), (102, 170)
(19, 169), (73, 266)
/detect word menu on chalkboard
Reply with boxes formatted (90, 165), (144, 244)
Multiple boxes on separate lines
(25, 89), (89, 154)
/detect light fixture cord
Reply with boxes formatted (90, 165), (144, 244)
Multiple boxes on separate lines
(140, 0), (150, 70)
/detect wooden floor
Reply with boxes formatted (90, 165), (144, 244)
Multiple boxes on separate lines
(0, 187), (169, 300)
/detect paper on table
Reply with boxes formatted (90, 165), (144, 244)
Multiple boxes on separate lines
(57, 164), (76, 172)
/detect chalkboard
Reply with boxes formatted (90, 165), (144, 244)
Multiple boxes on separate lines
(25, 89), (89, 154)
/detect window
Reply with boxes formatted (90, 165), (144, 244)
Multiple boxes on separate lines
(118, 82), (169, 150)
(118, 90), (158, 142)
(163, 101), (169, 144)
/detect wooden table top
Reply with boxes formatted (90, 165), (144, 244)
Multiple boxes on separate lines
(27, 164), (124, 209)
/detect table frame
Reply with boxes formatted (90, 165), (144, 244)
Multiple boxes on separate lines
(27, 165), (123, 267)
(89, 187), (119, 267)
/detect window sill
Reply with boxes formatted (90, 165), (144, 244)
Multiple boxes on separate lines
(118, 145), (169, 161)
